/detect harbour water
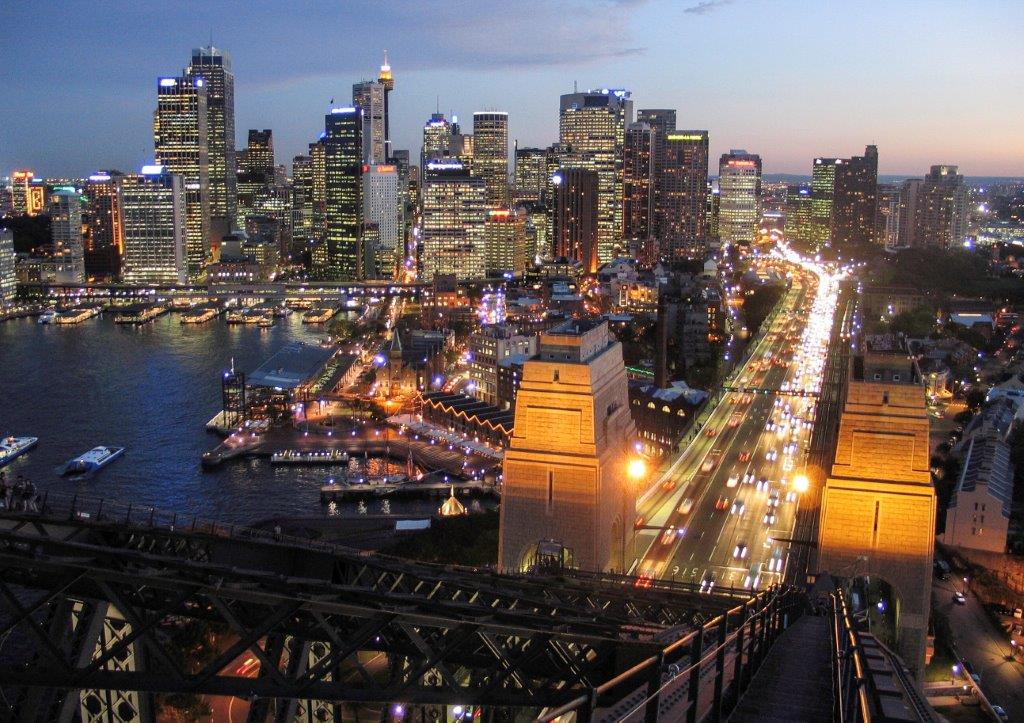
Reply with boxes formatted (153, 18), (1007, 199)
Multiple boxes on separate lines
(0, 311), (438, 523)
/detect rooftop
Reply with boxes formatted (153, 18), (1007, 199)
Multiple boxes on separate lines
(248, 342), (336, 390)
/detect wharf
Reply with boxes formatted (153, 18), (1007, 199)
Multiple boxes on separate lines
(320, 479), (497, 503)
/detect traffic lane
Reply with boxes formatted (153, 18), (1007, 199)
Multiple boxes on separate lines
(934, 578), (1024, 720)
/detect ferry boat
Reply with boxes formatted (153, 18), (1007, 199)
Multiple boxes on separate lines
(0, 436), (39, 468)
(302, 307), (337, 324)
(226, 308), (269, 324)
(180, 306), (220, 324)
(113, 305), (166, 324)
(55, 307), (100, 325)
(60, 446), (125, 476)
(37, 309), (57, 324)
(258, 316), (274, 328)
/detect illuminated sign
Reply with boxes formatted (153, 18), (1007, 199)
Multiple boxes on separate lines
(667, 133), (706, 141)
(488, 209), (511, 218)
(88, 173), (111, 182)
(331, 107), (357, 114)
(141, 164), (165, 175)
(727, 160), (757, 168)
(551, 173), (563, 185)
(159, 78), (177, 87)
(426, 160), (465, 171)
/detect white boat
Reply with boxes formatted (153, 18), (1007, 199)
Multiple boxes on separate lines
(0, 436), (38, 468)
(60, 446), (125, 476)
(37, 309), (56, 324)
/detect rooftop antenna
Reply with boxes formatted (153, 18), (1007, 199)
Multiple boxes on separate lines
(230, 357), (235, 374)
(574, 80), (578, 92)
(436, 95), (440, 114)
(209, 29), (213, 49)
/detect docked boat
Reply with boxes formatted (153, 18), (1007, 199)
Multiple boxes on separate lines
(226, 308), (270, 324)
(0, 436), (39, 468)
(60, 446), (125, 476)
(180, 306), (220, 324)
(113, 304), (166, 324)
(302, 307), (337, 324)
(258, 316), (274, 328)
(55, 307), (100, 325)
(37, 309), (57, 324)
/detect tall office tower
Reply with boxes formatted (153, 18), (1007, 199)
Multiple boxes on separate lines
(290, 155), (315, 253)
(623, 122), (655, 260)
(660, 131), (709, 259)
(810, 157), (841, 249)
(11, 170), (33, 215)
(48, 189), (85, 282)
(559, 89), (632, 264)
(363, 163), (401, 278)
(121, 166), (187, 285)
(85, 170), (125, 278)
(897, 178), (923, 248)
(378, 51), (394, 159)
(484, 208), (527, 276)
(0, 229), (15, 304)
(636, 109), (676, 239)
(309, 138), (327, 242)
(498, 319), (637, 573)
(243, 129), (275, 177)
(186, 46), (237, 236)
(914, 165), (969, 248)
(449, 116), (474, 169)
(875, 183), (902, 251)
(313, 108), (363, 280)
(832, 145), (878, 248)
(421, 113), (451, 168)
(523, 203), (548, 263)
(390, 149), (411, 248)
(237, 129), (275, 217)
(513, 146), (550, 204)
(0, 187), (11, 219)
(472, 112), (509, 206)
(717, 150), (762, 246)
(552, 168), (599, 271)
(154, 75), (209, 278)
(784, 184), (813, 249)
(353, 79), (386, 164)
(707, 183), (720, 241)
(420, 159), (488, 281)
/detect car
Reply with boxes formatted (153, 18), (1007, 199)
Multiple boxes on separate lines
(763, 511), (777, 525)
(733, 542), (749, 559)
(678, 497), (694, 515)
(745, 563), (763, 590)
(705, 427), (717, 437)
(731, 501), (746, 516)
(992, 704), (1009, 721)
(662, 479), (677, 491)
(954, 591), (967, 605)
(700, 573), (716, 594)
(634, 574), (653, 589)
(634, 515), (646, 530)
(727, 475), (739, 488)
(767, 493), (780, 508)
(767, 552), (784, 572)
(785, 491), (798, 503)
(715, 496), (729, 511)
(661, 527), (677, 545)
(738, 451), (751, 463)
(766, 449), (778, 462)
(742, 472), (755, 485)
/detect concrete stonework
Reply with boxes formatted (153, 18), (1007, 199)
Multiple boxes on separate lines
(817, 380), (936, 679)
(498, 321), (636, 572)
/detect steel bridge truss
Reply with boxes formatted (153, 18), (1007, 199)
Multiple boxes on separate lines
(0, 500), (762, 721)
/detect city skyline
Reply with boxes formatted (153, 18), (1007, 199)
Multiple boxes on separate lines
(2, 0), (1023, 178)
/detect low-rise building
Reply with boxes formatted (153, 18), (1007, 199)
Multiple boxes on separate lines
(419, 391), (514, 447)
(629, 380), (707, 456)
(468, 325), (538, 406)
(496, 353), (531, 410)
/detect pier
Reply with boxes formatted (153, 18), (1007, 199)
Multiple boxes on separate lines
(319, 478), (497, 503)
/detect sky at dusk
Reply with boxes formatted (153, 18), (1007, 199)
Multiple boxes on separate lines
(2, 0), (1022, 178)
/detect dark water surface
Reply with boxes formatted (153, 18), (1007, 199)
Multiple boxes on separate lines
(0, 311), (416, 523)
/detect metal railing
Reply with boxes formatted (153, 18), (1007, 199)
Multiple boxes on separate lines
(535, 585), (807, 723)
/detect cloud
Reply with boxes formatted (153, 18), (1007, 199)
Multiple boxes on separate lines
(684, 0), (731, 15)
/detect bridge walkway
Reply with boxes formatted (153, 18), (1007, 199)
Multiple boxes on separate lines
(728, 612), (833, 722)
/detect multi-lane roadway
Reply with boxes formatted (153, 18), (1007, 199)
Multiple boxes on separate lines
(633, 253), (845, 594)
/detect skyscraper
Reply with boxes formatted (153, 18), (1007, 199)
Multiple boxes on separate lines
(154, 75), (209, 278)
(362, 163), (401, 278)
(717, 150), (762, 246)
(353, 79), (386, 164)
(0, 229), (15, 304)
(121, 166), (187, 285)
(810, 157), (841, 249)
(512, 146), (550, 205)
(660, 131), (709, 258)
(48, 188), (85, 282)
(290, 154), (314, 253)
(237, 129), (275, 217)
(623, 122), (655, 260)
(875, 183), (902, 251)
(420, 159), (488, 281)
(421, 113), (452, 169)
(186, 46), (237, 237)
(11, 170), (33, 216)
(785, 184), (813, 249)
(472, 112), (509, 206)
(559, 89), (632, 264)
(636, 109), (676, 240)
(313, 108), (363, 280)
(832, 145), (878, 248)
(85, 170), (124, 278)
(914, 165), (969, 248)
(484, 208), (528, 277)
(552, 167), (599, 271)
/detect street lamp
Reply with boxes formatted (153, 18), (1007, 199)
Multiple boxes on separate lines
(792, 473), (810, 494)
